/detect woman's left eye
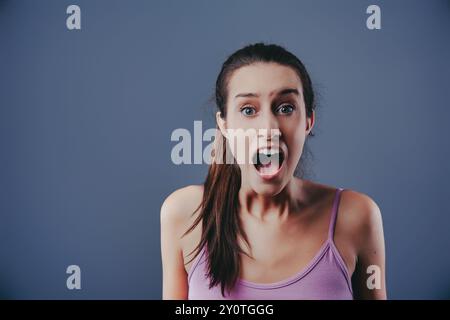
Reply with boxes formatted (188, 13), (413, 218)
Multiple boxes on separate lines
(276, 104), (294, 115)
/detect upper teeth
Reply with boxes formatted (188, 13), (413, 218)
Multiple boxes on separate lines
(258, 148), (278, 155)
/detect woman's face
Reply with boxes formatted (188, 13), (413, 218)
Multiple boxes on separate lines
(217, 62), (314, 196)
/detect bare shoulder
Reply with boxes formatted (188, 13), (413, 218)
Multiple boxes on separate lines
(296, 180), (382, 230)
(160, 184), (205, 274)
(337, 188), (384, 253)
(339, 189), (383, 230)
(160, 185), (204, 299)
(160, 184), (204, 226)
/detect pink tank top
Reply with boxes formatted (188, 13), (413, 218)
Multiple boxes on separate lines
(187, 187), (353, 299)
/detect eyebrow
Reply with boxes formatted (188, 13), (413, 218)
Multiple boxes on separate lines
(234, 88), (300, 99)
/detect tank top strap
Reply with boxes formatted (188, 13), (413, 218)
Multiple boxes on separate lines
(328, 187), (345, 241)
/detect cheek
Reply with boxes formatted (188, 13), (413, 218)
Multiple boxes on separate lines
(224, 130), (256, 164)
(284, 127), (306, 162)
(226, 114), (251, 130)
(224, 115), (258, 161)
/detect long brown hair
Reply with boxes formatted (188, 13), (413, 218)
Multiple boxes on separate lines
(183, 42), (317, 296)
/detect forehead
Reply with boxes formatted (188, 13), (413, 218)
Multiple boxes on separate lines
(227, 62), (302, 98)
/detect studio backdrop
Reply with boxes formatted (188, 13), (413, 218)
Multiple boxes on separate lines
(1, 0), (449, 299)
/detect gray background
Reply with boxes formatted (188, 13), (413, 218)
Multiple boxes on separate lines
(1, 0), (449, 299)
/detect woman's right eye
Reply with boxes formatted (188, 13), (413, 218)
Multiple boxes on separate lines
(241, 105), (256, 116)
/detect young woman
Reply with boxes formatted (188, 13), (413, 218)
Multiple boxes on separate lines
(161, 43), (386, 300)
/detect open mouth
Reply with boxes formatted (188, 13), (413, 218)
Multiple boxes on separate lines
(252, 148), (285, 177)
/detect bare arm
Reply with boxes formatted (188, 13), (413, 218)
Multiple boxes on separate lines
(160, 192), (189, 299)
(351, 197), (387, 299)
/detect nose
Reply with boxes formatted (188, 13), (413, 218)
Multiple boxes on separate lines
(256, 110), (281, 142)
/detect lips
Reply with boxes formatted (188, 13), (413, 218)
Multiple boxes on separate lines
(251, 147), (285, 178)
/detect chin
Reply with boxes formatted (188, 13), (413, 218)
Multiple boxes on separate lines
(248, 169), (290, 196)
(250, 183), (285, 196)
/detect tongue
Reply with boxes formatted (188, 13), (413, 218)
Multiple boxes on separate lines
(258, 161), (279, 175)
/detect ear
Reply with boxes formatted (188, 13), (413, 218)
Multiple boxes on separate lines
(216, 111), (228, 139)
(306, 109), (315, 135)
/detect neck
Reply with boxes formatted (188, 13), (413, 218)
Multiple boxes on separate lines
(238, 177), (306, 221)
